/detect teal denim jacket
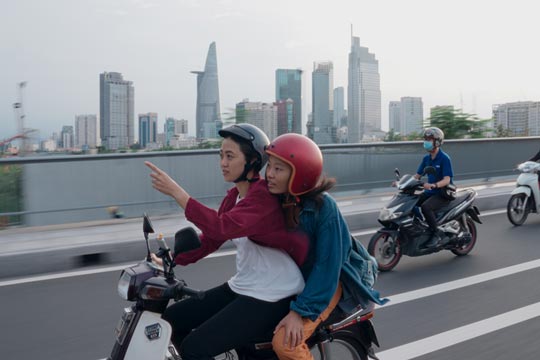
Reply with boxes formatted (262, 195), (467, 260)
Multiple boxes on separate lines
(290, 193), (388, 320)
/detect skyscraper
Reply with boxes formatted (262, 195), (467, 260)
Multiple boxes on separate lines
(60, 125), (74, 149)
(164, 117), (188, 146)
(389, 101), (401, 133)
(348, 35), (381, 143)
(236, 100), (278, 140)
(138, 112), (158, 148)
(333, 87), (345, 128)
(75, 114), (97, 149)
(389, 98), (423, 136)
(400, 97), (424, 136)
(275, 69), (302, 134)
(312, 61), (334, 144)
(99, 72), (134, 150)
(192, 42), (221, 140)
(493, 101), (540, 136)
(275, 98), (294, 136)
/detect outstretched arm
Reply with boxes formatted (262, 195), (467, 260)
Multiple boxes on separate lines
(145, 161), (190, 209)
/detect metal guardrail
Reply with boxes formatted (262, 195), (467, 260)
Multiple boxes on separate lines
(1, 136), (538, 227)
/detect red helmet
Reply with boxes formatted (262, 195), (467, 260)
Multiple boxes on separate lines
(266, 133), (323, 196)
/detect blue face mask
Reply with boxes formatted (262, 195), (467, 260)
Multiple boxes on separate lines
(423, 141), (434, 151)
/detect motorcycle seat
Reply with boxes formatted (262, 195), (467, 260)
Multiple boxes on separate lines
(436, 188), (475, 216)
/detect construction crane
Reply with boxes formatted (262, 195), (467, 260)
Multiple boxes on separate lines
(0, 132), (33, 155)
(4, 81), (39, 156)
(13, 81), (27, 155)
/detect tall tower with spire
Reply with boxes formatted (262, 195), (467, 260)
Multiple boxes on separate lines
(192, 42), (221, 139)
(347, 34), (381, 143)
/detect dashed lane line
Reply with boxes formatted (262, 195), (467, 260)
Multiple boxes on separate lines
(375, 301), (540, 360)
(0, 250), (237, 287)
(376, 258), (540, 309)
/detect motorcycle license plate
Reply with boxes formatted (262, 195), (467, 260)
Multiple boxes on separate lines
(115, 307), (135, 345)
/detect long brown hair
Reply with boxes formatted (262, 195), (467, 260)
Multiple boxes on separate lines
(282, 176), (336, 230)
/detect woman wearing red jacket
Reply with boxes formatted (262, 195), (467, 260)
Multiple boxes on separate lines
(145, 123), (307, 360)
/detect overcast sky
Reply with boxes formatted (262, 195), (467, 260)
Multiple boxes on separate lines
(2, 0), (540, 141)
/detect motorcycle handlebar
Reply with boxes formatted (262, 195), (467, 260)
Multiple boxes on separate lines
(181, 285), (206, 300)
(169, 281), (205, 300)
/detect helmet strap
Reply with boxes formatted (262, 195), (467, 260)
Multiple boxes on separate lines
(233, 161), (260, 183)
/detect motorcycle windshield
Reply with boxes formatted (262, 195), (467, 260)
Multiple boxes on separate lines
(387, 192), (418, 212)
(397, 175), (422, 190)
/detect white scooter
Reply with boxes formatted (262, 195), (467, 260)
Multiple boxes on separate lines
(107, 214), (381, 360)
(507, 161), (540, 226)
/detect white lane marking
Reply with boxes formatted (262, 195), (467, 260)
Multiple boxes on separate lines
(376, 258), (540, 309)
(336, 200), (353, 207)
(0, 250), (237, 287)
(376, 301), (540, 360)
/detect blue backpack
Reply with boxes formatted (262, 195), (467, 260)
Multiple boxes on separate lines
(339, 236), (387, 312)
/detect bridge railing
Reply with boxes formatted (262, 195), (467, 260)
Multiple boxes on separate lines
(0, 136), (537, 227)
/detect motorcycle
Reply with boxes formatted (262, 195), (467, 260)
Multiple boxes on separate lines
(108, 214), (381, 360)
(507, 161), (540, 226)
(368, 167), (482, 271)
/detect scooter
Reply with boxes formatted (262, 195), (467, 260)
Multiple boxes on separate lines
(108, 214), (381, 360)
(368, 167), (482, 271)
(507, 161), (540, 226)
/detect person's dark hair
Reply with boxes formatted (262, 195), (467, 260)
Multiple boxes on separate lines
(281, 176), (336, 230)
(300, 176), (336, 206)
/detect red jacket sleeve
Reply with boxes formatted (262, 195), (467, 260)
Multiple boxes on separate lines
(181, 179), (308, 265)
(184, 180), (279, 241)
(173, 232), (219, 266)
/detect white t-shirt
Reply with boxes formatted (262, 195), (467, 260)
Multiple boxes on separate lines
(228, 236), (305, 302)
(227, 198), (305, 302)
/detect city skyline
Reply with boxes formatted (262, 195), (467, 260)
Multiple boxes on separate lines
(2, 0), (540, 141)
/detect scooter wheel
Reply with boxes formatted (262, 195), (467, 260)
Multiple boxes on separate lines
(368, 232), (402, 272)
(507, 193), (530, 226)
(451, 217), (477, 256)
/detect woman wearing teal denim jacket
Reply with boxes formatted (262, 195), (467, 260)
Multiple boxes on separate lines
(265, 133), (388, 360)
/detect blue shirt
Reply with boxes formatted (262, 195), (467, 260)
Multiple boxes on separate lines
(291, 193), (388, 320)
(416, 149), (454, 196)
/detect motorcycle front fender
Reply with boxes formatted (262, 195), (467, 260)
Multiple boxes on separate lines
(375, 228), (400, 239)
(511, 186), (531, 198)
(123, 311), (172, 360)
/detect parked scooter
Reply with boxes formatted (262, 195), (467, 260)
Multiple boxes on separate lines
(368, 167), (482, 271)
(507, 161), (540, 226)
(108, 214), (380, 360)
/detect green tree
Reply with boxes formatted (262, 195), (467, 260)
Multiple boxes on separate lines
(426, 108), (490, 139)
(0, 165), (23, 227)
(495, 124), (512, 137)
(404, 131), (423, 141)
(197, 140), (222, 149)
(384, 128), (402, 142)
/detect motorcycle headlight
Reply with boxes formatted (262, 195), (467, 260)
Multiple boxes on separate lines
(117, 270), (136, 301)
(379, 204), (403, 221)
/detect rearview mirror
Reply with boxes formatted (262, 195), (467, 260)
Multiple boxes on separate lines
(143, 213), (155, 240)
(174, 227), (201, 255)
(394, 168), (401, 180)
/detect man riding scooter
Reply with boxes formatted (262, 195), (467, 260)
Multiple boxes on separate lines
(414, 127), (455, 249)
